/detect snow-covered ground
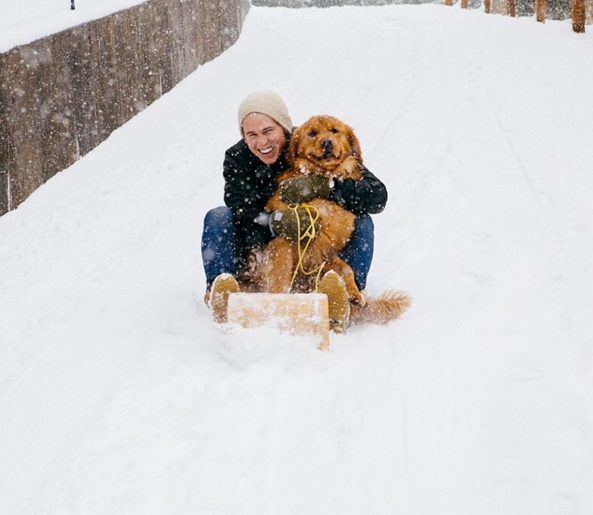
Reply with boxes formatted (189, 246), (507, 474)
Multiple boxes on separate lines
(0, 0), (146, 52)
(1, 5), (593, 514)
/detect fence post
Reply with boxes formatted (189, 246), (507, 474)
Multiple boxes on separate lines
(572, 0), (586, 32)
(536, 0), (546, 22)
(587, 0), (593, 24)
(507, 0), (517, 16)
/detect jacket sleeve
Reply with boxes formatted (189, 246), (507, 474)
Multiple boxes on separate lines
(223, 148), (272, 248)
(329, 166), (388, 216)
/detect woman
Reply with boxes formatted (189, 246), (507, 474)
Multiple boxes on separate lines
(201, 91), (387, 328)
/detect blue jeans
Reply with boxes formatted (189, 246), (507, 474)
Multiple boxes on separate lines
(201, 206), (374, 290)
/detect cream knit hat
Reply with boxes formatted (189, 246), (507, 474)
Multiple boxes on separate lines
(238, 90), (293, 135)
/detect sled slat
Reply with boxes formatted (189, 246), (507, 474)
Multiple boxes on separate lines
(226, 293), (330, 351)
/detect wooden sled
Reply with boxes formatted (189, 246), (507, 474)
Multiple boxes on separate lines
(226, 293), (330, 351)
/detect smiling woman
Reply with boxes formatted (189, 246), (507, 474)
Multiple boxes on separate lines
(200, 90), (388, 325)
(238, 90), (293, 165)
(242, 113), (288, 165)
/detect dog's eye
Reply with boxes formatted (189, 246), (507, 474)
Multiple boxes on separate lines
(307, 130), (317, 138)
(330, 128), (339, 134)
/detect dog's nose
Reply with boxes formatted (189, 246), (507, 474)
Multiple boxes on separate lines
(321, 139), (333, 153)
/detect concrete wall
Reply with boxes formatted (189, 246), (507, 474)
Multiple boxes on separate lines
(0, 0), (250, 215)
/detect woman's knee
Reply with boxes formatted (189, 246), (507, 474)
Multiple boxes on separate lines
(204, 206), (233, 228)
(354, 214), (374, 236)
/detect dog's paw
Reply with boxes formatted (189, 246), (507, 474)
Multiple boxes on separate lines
(335, 155), (363, 180)
(349, 290), (366, 306)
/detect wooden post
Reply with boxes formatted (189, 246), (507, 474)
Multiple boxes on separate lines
(484, 0), (491, 13)
(536, 0), (546, 22)
(572, 0), (586, 32)
(586, 0), (593, 25)
(507, 0), (517, 16)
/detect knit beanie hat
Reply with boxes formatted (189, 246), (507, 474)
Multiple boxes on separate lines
(238, 90), (293, 135)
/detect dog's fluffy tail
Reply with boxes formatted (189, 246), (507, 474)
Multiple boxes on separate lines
(351, 290), (411, 325)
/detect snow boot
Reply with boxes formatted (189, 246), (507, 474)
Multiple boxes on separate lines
(318, 270), (350, 333)
(208, 273), (240, 323)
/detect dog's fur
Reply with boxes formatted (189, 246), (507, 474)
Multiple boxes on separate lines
(264, 115), (364, 303)
(246, 115), (410, 325)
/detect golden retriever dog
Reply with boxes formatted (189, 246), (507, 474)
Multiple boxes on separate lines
(264, 115), (363, 300)
(247, 115), (410, 325)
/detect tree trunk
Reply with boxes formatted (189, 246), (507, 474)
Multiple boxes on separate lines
(536, 0), (546, 22)
(484, 0), (490, 13)
(461, 0), (468, 8)
(573, 0), (586, 32)
(445, 0), (453, 6)
(507, 0), (517, 16)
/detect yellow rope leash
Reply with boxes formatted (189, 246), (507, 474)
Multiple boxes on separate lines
(288, 203), (326, 292)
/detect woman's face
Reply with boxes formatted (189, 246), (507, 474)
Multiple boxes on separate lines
(242, 113), (287, 165)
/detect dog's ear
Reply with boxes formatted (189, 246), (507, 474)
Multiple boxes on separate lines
(347, 126), (363, 160)
(288, 126), (302, 163)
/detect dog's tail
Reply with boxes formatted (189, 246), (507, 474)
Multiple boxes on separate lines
(351, 290), (411, 325)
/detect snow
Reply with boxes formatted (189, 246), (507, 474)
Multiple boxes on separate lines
(0, 0), (146, 52)
(1, 4), (593, 514)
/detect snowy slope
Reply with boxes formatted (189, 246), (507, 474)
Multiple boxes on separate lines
(1, 5), (593, 514)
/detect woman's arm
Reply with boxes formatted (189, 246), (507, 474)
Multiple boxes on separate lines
(329, 166), (388, 216)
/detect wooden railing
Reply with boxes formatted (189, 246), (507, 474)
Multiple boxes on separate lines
(253, 0), (591, 31)
(452, 0), (590, 33)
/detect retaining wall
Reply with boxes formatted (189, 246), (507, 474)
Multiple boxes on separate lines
(0, 0), (250, 215)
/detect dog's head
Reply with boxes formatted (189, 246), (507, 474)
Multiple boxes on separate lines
(288, 115), (362, 178)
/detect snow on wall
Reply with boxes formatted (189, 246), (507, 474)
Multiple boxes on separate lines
(0, 0), (250, 215)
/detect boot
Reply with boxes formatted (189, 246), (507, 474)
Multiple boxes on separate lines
(318, 270), (350, 333)
(208, 273), (240, 323)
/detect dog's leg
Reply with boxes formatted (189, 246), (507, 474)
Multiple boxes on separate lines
(326, 257), (364, 305)
(265, 238), (296, 293)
